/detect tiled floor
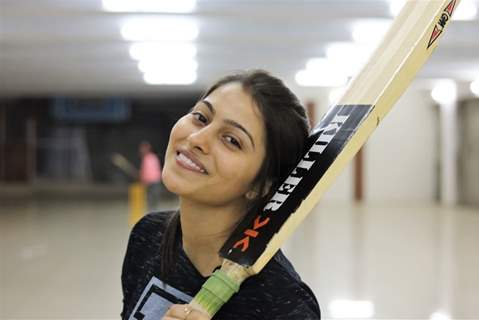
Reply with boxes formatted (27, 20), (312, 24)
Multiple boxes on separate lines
(1, 196), (478, 319)
(285, 202), (479, 320)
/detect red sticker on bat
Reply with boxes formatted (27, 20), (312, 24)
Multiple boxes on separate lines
(428, 0), (456, 49)
(232, 216), (270, 252)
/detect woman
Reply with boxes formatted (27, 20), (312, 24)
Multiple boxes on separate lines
(138, 141), (162, 210)
(121, 70), (321, 320)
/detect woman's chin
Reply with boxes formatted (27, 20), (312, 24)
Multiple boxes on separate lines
(161, 174), (179, 195)
(162, 171), (193, 197)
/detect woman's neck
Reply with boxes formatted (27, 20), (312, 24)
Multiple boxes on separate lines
(179, 197), (245, 277)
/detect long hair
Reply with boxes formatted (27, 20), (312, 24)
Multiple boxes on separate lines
(159, 70), (310, 277)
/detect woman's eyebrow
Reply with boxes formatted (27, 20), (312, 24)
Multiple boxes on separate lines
(224, 119), (255, 150)
(201, 100), (215, 114)
(200, 100), (256, 149)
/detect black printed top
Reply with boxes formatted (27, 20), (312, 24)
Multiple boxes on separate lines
(121, 211), (321, 320)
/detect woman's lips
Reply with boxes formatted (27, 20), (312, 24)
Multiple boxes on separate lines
(175, 150), (208, 174)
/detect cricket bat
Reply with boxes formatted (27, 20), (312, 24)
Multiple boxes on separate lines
(189, 0), (460, 317)
(111, 153), (138, 179)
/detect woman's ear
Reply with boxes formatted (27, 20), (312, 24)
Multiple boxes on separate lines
(245, 180), (273, 200)
(245, 190), (258, 200)
(262, 180), (273, 197)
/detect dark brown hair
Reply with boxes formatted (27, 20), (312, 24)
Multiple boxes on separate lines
(159, 70), (310, 276)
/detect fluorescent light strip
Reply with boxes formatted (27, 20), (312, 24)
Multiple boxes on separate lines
(103, 0), (196, 13)
(295, 69), (348, 87)
(129, 42), (197, 61)
(389, 0), (405, 17)
(137, 59), (198, 74)
(431, 80), (457, 104)
(389, 0), (477, 20)
(326, 42), (373, 77)
(470, 78), (479, 96)
(121, 18), (199, 41)
(306, 57), (352, 77)
(326, 42), (373, 62)
(329, 86), (347, 104)
(454, 0), (478, 21)
(352, 19), (392, 44)
(143, 71), (197, 85)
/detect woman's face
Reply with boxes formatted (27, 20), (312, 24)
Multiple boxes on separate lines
(162, 82), (266, 208)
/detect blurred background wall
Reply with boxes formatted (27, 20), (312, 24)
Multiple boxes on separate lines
(0, 95), (195, 185)
(2, 89), (479, 205)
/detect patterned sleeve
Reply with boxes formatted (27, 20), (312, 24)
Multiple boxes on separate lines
(268, 281), (321, 320)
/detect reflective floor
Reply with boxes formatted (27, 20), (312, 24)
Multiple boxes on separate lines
(1, 196), (478, 319)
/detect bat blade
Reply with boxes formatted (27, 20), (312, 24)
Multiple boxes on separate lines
(111, 153), (138, 179)
(220, 0), (461, 273)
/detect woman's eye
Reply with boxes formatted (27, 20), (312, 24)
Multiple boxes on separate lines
(225, 136), (241, 149)
(192, 112), (208, 124)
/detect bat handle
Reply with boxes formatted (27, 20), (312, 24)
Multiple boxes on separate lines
(189, 259), (252, 318)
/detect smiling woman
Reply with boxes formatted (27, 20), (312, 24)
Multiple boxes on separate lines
(121, 70), (321, 320)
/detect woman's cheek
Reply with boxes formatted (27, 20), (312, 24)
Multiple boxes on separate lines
(169, 118), (187, 141)
(161, 163), (176, 193)
(219, 156), (255, 190)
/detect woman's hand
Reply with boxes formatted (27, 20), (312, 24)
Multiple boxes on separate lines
(162, 304), (210, 320)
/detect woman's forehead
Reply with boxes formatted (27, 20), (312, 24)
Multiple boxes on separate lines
(204, 82), (264, 132)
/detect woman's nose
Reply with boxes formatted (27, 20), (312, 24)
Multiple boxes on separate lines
(187, 126), (212, 154)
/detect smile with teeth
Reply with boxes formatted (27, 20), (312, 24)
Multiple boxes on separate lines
(176, 152), (207, 174)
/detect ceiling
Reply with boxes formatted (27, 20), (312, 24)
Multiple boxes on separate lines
(1, 0), (478, 96)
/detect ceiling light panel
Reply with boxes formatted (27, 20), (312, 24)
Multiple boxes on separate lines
(129, 42), (197, 61)
(103, 0), (196, 13)
(121, 17), (199, 41)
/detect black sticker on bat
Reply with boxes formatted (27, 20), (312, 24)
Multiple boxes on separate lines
(219, 104), (373, 266)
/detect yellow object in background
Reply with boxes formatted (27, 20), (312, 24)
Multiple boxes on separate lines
(129, 183), (146, 227)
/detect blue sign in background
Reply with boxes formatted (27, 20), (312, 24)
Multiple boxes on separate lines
(51, 97), (131, 123)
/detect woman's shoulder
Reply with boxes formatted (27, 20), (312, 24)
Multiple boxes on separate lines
(129, 211), (175, 242)
(245, 250), (321, 319)
(133, 210), (174, 230)
(123, 211), (176, 272)
(257, 250), (303, 285)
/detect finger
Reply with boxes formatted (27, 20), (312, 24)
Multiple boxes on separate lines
(184, 310), (210, 320)
(165, 304), (192, 319)
(165, 304), (210, 320)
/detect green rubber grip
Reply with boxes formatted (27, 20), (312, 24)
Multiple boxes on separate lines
(193, 269), (240, 316)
